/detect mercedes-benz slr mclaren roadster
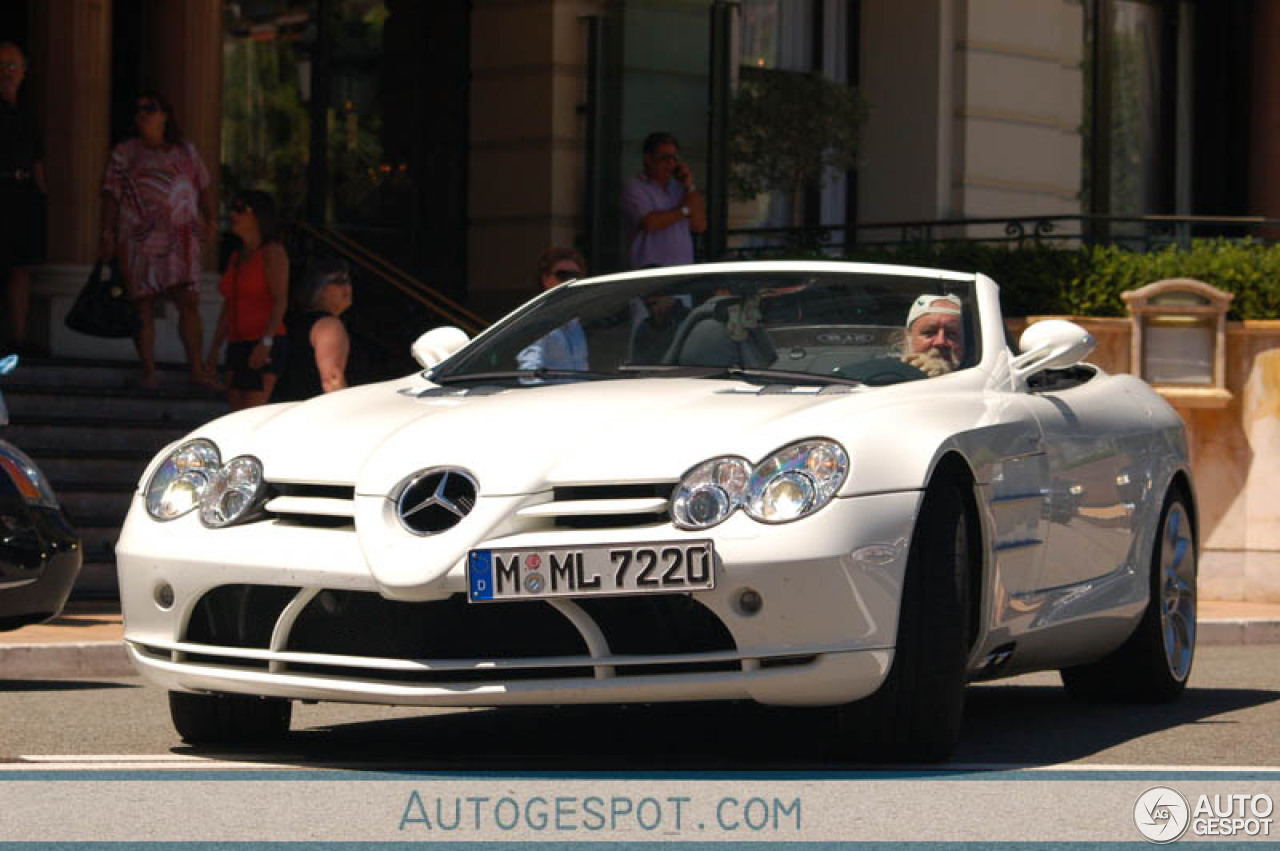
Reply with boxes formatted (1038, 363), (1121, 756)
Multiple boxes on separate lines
(117, 261), (1198, 760)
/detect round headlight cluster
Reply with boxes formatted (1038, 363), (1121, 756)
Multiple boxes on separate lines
(671, 457), (751, 529)
(145, 439), (221, 520)
(144, 440), (267, 527)
(199, 456), (266, 528)
(671, 440), (848, 530)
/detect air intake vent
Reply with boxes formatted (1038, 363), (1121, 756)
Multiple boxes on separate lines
(264, 481), (356, 527)
(517, 482), (675, 529)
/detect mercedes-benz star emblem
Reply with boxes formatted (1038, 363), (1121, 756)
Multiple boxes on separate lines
(396, 469), (478, 535)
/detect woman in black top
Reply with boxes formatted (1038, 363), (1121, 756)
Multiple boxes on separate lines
(271, 261), (352, 402)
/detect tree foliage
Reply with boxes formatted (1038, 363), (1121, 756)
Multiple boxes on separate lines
(831, 239), (1280, 320)
(729, 67), (867, 204)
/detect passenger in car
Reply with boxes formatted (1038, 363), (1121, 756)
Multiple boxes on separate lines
(899, 294), (964, 376)
(517, 246), (588, 372)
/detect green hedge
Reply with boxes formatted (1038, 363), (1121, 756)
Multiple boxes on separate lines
(834, 239), (1280, 320)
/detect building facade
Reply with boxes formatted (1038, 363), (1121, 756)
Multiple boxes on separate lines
(5, 0), (1275, 330)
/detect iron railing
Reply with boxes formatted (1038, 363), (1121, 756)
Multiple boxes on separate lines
(282, 222), (490, 382)
(723, 214), (1280, 259)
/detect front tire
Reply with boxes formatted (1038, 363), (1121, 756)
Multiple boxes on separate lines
(1060, 488), (1196, 702)
(169, 691), (292, 746)
(837, 480), (974, 762)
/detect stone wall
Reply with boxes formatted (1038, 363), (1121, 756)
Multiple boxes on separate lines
(1013, 316), (1280, 602)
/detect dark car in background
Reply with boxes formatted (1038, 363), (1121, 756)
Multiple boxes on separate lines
(0, 356), (82, 630)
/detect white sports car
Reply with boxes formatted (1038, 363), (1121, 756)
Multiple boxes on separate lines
(116, 261), (1197, 760)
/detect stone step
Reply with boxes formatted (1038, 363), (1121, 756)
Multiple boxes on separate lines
(77, 523), (123, 564)
(2, 383), (227, 422)
(56, 486), (134, 524)
(74, 560), (120, 599)
(22, 451), (152, 488)
(2, 357), (200, 392)
(5, 416), (195, 453)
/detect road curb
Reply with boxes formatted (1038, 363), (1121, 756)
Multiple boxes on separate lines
(0, 641), (134, 679)
(1198, 619), (1280, 646)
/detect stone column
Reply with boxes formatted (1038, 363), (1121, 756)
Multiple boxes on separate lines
(31, 0), (112, 265)
(28, 0), (113, 355)
(145, 0), (224, 263)
(1250, 1), (1280, 223)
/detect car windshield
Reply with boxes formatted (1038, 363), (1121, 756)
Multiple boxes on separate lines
(433, 269), (978, 386)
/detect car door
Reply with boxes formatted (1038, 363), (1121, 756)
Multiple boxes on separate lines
(1019, 373), (1147, 590)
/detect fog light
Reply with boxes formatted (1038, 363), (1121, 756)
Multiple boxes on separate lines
(737, 588), (763, 615)
(154, 582), (175, 610)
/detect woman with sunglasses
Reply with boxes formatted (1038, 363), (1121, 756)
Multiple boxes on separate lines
(206, 190), (289, 410)
(270, 259), (353, 402)
(100, 90), (215, 389)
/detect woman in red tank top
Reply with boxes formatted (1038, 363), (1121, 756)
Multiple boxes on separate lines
(206, 190), (290, 410)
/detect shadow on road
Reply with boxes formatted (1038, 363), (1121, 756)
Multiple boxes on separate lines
(0, 679), (140, 693)
(175, 682), (1280, 772)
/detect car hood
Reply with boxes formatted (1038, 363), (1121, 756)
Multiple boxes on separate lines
(214, 376), (917, 496)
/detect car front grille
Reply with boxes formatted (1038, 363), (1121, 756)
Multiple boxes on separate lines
(166, 583), (749, 685)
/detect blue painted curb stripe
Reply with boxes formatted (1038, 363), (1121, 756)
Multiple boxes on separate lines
(1, 769), (1279, 782)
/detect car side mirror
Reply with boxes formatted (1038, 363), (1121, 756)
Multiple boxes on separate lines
(411, 326), (470, 369)
(1012, 319), (1096, 380)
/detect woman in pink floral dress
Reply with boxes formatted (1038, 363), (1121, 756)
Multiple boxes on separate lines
(100, 91), (216, 388)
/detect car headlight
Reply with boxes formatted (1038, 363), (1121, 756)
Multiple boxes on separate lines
(671, 457), (752, 529)
(745, 440), (848, 523)
(199, 455), (266, 528)
(145, 439), (221, 520)
(0, 443), (60, 508)
(671, 440), (848, 529)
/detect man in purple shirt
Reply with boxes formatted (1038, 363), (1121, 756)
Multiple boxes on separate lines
(621, 131), (707, 269)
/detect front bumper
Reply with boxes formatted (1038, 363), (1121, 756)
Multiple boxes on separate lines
(116, 488), (921, 708)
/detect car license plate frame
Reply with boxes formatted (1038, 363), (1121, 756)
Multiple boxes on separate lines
(467, 541), (715, 602)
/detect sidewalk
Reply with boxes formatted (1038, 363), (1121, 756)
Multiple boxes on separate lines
(2, 599), (1278, 680)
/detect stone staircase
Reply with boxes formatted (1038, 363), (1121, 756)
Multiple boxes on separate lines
(0, 357), (228, 598)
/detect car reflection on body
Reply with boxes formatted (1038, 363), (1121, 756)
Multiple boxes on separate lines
(116, 261), (1198, 761)
(0, 356), (82, 631)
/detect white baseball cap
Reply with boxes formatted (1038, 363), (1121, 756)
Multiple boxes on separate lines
(906, 293), (963, 328)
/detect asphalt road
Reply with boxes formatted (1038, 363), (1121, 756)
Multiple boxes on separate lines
(2, 644), (1278, 769)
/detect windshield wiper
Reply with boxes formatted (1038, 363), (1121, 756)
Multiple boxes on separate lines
(620, 364), (864, 387)
(434, 368), (618, 385)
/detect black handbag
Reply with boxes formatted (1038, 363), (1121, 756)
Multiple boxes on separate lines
(64, 261), (141, 338)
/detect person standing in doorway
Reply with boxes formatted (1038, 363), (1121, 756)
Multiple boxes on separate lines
(270, 260), (353, 402)
(100, 90), (216, 389)
(206, 190), (289, 410)
(620, 131), (707, 269)
(0, 42), (47, 354)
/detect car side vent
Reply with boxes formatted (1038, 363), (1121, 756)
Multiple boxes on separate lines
(264, 481), (356, 528)
(517, 482), (675, 529)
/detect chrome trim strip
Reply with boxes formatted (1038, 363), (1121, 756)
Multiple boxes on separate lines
(547, 598), (614, 678)
(988, 491), (1046, 505)
(994, 538), (1044, 552)
(129, 638), (871, 673)
(517, 497), (669, 518)
(268, 587), (321, 674)
(0, 576), (38, 590)
(264, 496), (356, 518)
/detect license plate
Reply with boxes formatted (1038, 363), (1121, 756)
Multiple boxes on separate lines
(467, 541), (715, 602)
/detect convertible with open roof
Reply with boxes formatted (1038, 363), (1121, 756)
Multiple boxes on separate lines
(116, 261), (1198, 760)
